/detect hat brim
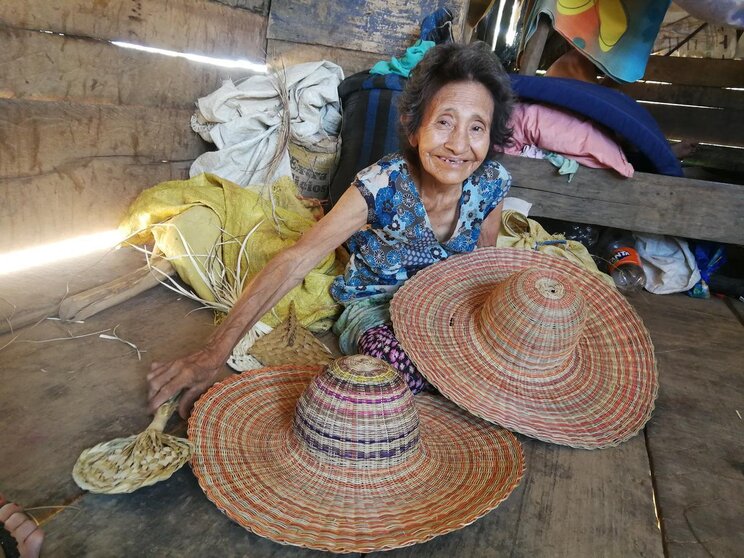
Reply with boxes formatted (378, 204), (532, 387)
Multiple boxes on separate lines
(188, 365), (524, 553)
(391, 247), (658, 449)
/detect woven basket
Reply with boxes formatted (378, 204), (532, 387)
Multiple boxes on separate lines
(72, 396), (191, 494)
(249, 301), (333, 366)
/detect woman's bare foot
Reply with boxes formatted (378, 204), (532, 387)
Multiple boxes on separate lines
(546, 49), (599, 83)
(671, 140), (699, 160)
(0, 496), (44, 558)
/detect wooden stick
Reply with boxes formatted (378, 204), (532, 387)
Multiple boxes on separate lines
(520, 14), (551, 76)
(58, 257), (175, 321)
(0, 307), (53, 336)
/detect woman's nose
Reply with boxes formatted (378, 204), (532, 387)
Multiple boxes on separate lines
(445, 126), (468, 152)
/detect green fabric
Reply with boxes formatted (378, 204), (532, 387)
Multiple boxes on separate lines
(544, 151), (580, 182)
(332, 293), (393, 355)
(370, 40), (436, 77)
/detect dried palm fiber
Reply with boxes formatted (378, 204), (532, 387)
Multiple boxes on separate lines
(72, 396), (191, 494)
(188, 356), (524, 553)
(249, 301), (333, 366)
(120, 174), (347, 370)
(119, 173), (346, 334)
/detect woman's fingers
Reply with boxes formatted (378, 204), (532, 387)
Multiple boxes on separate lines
(147, 360), (179, 389)
(147, 363), (179, 400)
(147, 351), (221, 415)
(23, 527), (44, 557)
(178, 385), (206, 419)
(0, 502), (23, 524)
(0, 502), (44, 558)
(11, 517), (38, 546)
(147, 371), (186, 413)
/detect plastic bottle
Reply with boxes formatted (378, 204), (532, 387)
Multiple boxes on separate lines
(538, 218), (600, 251)
(562, 222), (600, 251)
(602, 231), (646, 295)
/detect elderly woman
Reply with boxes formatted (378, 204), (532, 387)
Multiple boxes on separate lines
(148, 41), (515, 417)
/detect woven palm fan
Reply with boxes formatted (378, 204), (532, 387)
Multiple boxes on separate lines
(249, 301), (334, 366)
(72, 396), (191, 494)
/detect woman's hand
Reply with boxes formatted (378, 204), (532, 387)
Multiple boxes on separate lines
(0, 495), (44, 558)
(145, 186), (368, 419)
(147, 348), (225, 419)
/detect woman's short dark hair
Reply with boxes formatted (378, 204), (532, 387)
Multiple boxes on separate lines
(397, 41), (514, 166)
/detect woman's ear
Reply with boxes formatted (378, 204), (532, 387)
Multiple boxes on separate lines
(401, 115), (418, 147)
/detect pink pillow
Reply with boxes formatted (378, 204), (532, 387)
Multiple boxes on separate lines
(505, 103), (634, 177)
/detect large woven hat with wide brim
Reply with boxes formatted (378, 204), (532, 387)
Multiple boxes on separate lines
(391, 247), (658, 449)
(188, 355), (524, 553)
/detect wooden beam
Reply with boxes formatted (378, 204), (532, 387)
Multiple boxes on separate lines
(641, 103), (744, 148)
(0, 247), (158, 335)
(682, 145), (744, 174)
(58, 258), (176, 322)
(0, 0), (268, 60)
(501, 154), (744, 244)
(619, 82), (742, 112)
(0, 25), (257, 108)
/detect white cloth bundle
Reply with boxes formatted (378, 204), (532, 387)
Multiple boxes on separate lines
(190, 61), (344, 187)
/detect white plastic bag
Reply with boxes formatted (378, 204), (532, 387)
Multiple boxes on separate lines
(635, 234), (701, 294)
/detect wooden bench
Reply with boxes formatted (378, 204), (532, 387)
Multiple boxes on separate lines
(512, 19), (744, 245)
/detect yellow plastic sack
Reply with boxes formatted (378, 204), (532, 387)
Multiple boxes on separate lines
(497, 209), (616, 289)
(119, 173), (347, 331)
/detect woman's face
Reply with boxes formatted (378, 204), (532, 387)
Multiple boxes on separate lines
(409, 80), (494, 190)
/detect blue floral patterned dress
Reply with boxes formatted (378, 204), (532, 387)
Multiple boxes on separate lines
(330, 152), (511, 393)
(331, 152), (511, 303)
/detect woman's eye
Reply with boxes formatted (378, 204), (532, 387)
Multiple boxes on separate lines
(472, 124), (485, 133)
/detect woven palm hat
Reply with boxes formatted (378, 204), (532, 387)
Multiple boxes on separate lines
(188, 355), (524, 553)
(390, 247), (658, 449)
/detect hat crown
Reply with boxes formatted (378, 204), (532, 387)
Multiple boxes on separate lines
(478, 268), (587, 375)
(293, 355), (421, 468)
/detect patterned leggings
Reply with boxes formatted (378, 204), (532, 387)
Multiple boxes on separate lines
(357, 324), (433, 394)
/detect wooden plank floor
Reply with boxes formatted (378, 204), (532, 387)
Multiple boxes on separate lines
(1, 270), (742, 557)
(0, 246), (148, 335)
(633, 295), (744, 558)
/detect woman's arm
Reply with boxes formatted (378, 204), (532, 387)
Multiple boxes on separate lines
(148, 186), (369, 417)
(477, 200), (504, 248)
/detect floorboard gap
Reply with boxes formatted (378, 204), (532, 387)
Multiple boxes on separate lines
(644, 428), (669, 558)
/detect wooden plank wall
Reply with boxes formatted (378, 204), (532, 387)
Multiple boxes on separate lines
(266, 0), (468, 77)
(1, 0), (468, 253)
(618, 56), (744, 174)
(0, 0), (268, 252)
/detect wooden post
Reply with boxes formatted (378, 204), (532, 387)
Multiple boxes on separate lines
(519, 14), (551, 75)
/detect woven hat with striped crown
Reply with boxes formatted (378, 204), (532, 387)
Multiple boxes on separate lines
(391, 247), (658, 449)
(188, 354), (524, 553)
